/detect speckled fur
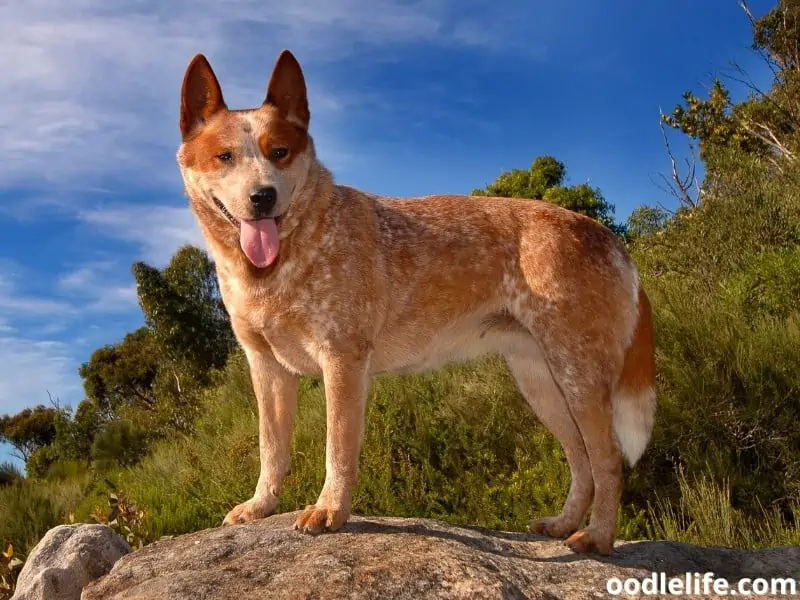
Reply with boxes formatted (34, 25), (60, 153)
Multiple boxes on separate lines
(176, 50), (657, 555)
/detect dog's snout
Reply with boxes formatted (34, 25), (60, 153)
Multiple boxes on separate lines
(249, 186), (277, 217)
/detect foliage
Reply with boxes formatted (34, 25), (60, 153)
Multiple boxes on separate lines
(625, 205), (669, 241)
(0, 543), (23, 600)
(472, 155), (626, 236)
(721, 247), (800, 319)
(79, 328), (159, 421)
(648, 472), (800, 548)
(25, 445), (60, 480)
(132, 246), (235, 382)
(0, 464), (21, 488)
(90, 489), (151, 550)
(91, 421), (150, 472)
(0, 475), (87, 563)
(663, 1), (800, 166)
(0, 406), (58, 462)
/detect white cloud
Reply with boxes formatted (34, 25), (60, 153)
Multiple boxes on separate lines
(0, 0), (549, 189)
(0, 336), (82, 416)
(0, 271), (75, 318)
(0, 318), (13, 334)
(58, 261), (139, 313)
(78, 203), (206, 266)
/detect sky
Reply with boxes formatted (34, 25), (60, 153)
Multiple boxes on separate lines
(0, 0), (775, 464)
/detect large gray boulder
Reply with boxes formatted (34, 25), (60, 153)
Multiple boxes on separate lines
(82, 512), (799, 599)
(12, 524), (130, 600)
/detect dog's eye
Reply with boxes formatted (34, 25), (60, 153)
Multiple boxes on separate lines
(216, 152), (233, 163)
(270, 148), (288, 160)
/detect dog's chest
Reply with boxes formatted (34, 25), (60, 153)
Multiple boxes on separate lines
(221, 274), (351, 377)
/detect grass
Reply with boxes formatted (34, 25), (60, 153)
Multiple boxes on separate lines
(648, 473), (800, 549)
(0, 473), (88, 557)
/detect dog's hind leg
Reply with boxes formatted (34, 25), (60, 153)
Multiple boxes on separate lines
(531, 344), (622, 555)
(505, 350), (594, 540)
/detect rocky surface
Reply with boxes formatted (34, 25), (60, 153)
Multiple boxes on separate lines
(12, 524), (130, 600)
(80, 512), (799, 599)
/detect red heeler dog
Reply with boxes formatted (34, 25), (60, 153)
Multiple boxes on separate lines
(176, 49), (656, 555)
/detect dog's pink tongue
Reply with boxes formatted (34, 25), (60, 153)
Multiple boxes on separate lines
(240, 219), (279, 268)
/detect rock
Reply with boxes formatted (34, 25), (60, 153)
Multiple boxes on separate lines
(12, 524), (131, 600)
(80, 512), (800, 599)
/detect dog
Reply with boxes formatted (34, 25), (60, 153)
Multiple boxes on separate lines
(176, 49), (656, 555)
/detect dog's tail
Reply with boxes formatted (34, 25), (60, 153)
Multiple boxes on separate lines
(612, 286), (657, 467)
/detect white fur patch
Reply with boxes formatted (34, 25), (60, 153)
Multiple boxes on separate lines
(612, 387), (656, 466)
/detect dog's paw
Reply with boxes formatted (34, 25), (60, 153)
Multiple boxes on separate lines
(529, 515), (579, 539)
(565, 527), (614, 555)
(293, 503), (349, 534)
(222, 496), (277, 526)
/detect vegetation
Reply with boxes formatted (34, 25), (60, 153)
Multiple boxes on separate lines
(2, 2), (800, 597)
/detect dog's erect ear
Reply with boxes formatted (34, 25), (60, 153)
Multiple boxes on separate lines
(264, 49), (310, 130)
(180, 54), (226, 139)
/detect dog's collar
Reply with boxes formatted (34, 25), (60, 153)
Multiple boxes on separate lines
(212, 196), (240, 228)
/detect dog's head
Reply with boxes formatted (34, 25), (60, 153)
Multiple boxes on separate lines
(176, 49), (314, 268)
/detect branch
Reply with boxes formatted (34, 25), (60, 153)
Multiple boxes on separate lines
(739, 0), (787, 73)
(3, 441), (30, 463)
(655, 111), (701, 209)
(46, 390), (61, 411)
(725, 59), (800, 126)
(739, 119), (797, 160)
(124, 385), (156, 410)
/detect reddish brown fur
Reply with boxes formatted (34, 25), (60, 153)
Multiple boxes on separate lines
(618, 288), (656, 394)
(176, 49), (657, 556)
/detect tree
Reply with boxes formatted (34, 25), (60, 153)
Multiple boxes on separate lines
(0, 406), (58, 462)
(79, 327), (159, 420)
(626, 205), (669, 241)
(132, 246), (235, 384)
(662, 1), (800, 170)
(472, 156), (626, 236)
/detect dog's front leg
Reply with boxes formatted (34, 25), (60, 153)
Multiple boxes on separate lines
(295, 349), (370, 534)
(223, 343), (298, 526)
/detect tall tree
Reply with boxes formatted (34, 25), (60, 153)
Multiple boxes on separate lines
(0, 406), (58, 462)
(472, 156), (625, 236)
(132, 246), (235, 384)
(662, 1), (800, 169)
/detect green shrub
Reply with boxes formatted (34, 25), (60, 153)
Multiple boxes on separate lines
(0, 465), (21, 488)
(91, 420), (150, 471)
(721, 248), (800, 320)
(0, 476), (88, 558)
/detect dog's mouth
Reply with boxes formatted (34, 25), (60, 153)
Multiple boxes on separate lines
(213, 196), (282, 269)
(212, 195), (283, 229)
(213, 196), (240, 228)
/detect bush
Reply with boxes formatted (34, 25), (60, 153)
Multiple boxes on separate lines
(0, 476), (87, 558)
(91, 420), (150, 471)
(721, 248), (800, 320)
(25, 446), (59, 480)
(0, 464), (21, 488)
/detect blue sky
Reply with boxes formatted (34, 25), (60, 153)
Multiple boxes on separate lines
(0, 0), (774, 463)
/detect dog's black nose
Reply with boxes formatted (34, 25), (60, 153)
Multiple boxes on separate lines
(249, 186), (277, 217)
